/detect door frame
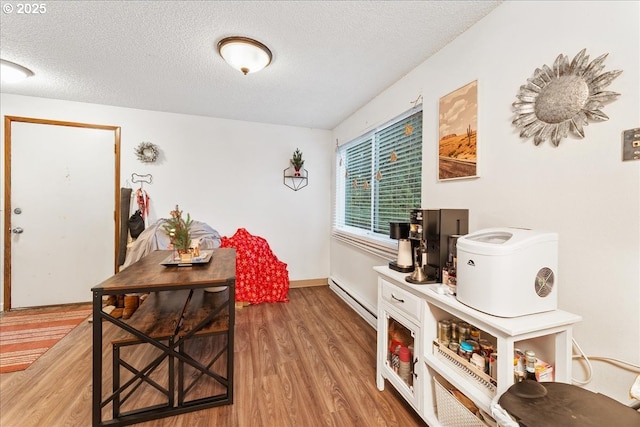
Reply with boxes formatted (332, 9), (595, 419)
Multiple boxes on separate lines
(3, 116), (121, 311)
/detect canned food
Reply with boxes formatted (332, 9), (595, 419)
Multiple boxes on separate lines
(464, 339), (481, 355)
(457, 322), (470, 343)
(450, 320), (459, 342)
(438, 320), (452, 345)
(458, 340), (474, 361)
(448, 341), (460, 353)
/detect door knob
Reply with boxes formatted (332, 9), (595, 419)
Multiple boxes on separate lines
(11, 227), (24, 234)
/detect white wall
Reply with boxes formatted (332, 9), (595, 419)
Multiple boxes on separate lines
(331, 0), (640, 403)
(1, 93), (333, 308)
(1, 0), (638, 405)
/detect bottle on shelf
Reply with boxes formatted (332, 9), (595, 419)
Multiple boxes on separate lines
(450, 319), (459, 343)
(447, 257), (457, 294)
(442, 262), (450, 286)
(489, 352), (498, 380)
(398, 346), (412, 385)
(457, 322), (470, 343)
(525, 350), (538, 381)
(479, 339), (494, 374)
(438, 319), (452, 345)
(458, 340), (474, 361)
(469, 326), (481, 342)
(514, 351), (525, 383)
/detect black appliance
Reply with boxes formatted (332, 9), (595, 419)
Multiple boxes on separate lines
(406, 209), (469, 284)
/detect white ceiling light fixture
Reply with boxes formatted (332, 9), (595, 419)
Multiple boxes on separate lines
(217, 36), (272, 75)
(1, 59), (34, 83)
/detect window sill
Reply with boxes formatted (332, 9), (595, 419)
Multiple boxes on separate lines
(331, 228), (397, 260)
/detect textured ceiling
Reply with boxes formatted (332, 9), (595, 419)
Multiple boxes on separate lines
(0, 1), (502, 130)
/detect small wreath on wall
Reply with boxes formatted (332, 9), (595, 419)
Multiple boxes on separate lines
(135, 142), (159, 163)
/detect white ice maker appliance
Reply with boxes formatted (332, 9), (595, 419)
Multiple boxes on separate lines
(456, 228), (558, 317)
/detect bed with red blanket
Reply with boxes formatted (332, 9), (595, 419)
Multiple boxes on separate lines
(220, 228), (290, 304)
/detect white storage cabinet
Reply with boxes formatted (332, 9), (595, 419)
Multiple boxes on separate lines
(374, 266), (581, 426)
(376, 276), (423, 412)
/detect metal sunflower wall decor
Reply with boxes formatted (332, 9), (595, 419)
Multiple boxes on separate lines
(134, 141), (159, 163)
(512, 48), (622, 146)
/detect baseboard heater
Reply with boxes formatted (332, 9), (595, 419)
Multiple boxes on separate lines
(329, 278), (377, 328)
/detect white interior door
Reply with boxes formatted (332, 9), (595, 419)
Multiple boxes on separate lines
(9, 120), (117, 308)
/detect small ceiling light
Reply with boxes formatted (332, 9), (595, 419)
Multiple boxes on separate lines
(217, 36), (272, 75)
(1, 59), (34, 83)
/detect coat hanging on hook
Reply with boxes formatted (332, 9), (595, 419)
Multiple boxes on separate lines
(136, 187), (150, 221)
(130, 173), (152, 223)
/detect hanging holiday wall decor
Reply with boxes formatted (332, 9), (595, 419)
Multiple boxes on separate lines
(134, 141), (159, 163)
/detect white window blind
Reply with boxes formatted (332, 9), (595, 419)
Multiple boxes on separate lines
(334, 108), (422, 258)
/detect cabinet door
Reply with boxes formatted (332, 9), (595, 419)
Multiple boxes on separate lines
(380, 306), (421, 410)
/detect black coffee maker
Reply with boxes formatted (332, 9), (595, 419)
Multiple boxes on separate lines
(406, 209), (469, 284)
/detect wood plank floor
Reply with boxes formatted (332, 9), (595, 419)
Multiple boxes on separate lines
(0, 286), (426, 427)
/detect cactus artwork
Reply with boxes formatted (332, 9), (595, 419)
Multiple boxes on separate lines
(438, 80), (477, 180)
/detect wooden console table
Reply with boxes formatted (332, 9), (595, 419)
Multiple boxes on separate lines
(91, 248), (236, 427)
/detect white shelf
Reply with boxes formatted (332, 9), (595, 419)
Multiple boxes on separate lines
(374, 266), (582, 337)
(375, 265), (581, 426)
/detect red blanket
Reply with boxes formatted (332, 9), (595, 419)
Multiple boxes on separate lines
(220, 228), (289, 304)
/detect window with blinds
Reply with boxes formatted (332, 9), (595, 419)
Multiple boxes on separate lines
(334, 108), (422, 258)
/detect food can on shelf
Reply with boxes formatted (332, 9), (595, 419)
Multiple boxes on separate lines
(450, 319), (459, 343)
(464, 339), (480, 355)
(458, 340), (474, 361)
(438, 320), (452, 345)
(448, 341), (460, 354)
(457, 322), (470, 343)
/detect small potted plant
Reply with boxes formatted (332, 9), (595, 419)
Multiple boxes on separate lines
(162, 204), (193, 261)
(290, 148), (304, 177)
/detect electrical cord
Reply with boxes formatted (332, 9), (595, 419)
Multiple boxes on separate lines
(571, 337), (593, 385)
(571, 337), (640, 386)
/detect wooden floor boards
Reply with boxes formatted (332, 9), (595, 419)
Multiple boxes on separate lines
(0, 286), (426, 427)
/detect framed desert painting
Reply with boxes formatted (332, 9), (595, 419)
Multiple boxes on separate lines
(438, 80), (478, 180)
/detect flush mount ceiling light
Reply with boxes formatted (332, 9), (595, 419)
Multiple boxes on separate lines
(217, 36), (272, 75)
(1, 59), (34, 83)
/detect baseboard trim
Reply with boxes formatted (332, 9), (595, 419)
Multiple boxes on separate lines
(328, 278), (377, 328)
(234, 278), (328, 309)
(289, 278), (328, 288)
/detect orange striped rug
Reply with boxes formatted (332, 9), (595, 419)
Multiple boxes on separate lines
(0, 305), (92, 373)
